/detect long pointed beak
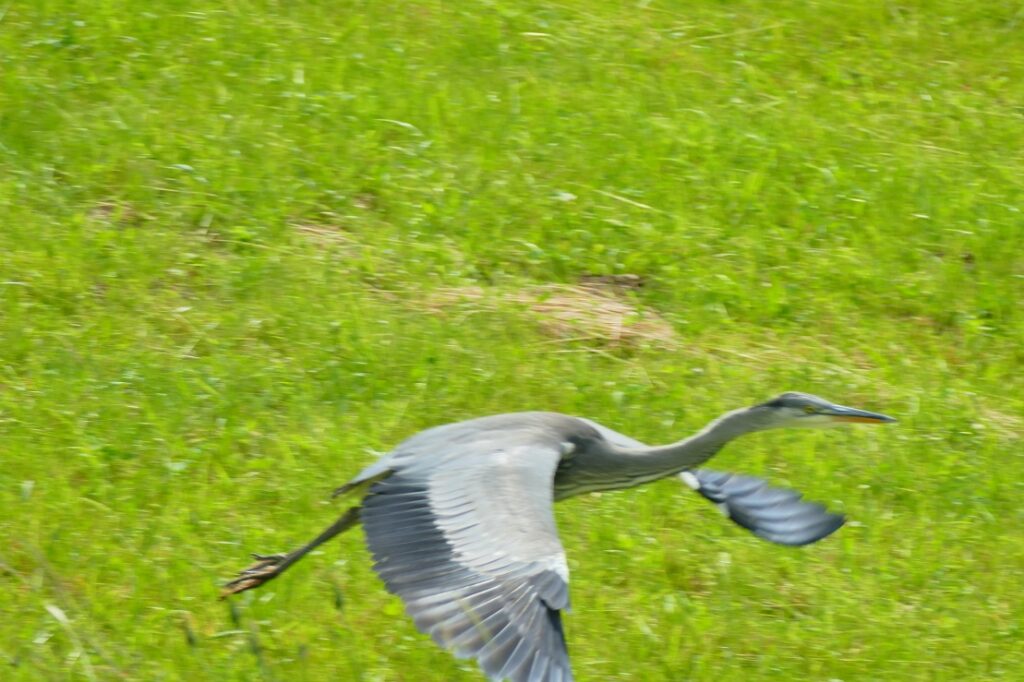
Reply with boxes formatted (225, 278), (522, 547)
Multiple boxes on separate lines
(823, 403), (897, 424)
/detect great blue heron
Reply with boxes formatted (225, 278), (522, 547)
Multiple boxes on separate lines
(223, 392), (895, 681)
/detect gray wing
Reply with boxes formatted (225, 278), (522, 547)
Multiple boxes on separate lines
(577, 418), (844, 547)
(679, 470), (845, 546)
(360, 423), (573, 682)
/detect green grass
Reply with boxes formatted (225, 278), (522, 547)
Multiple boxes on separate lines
(2, 0), (1023, 679)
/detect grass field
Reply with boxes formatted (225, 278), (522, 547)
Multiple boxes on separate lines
(3, 1), (1023, 679)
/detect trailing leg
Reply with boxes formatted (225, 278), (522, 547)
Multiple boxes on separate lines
(221, 506), (361, 598)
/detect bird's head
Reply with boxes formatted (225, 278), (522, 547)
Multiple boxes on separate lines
(750, 392), (897, 430)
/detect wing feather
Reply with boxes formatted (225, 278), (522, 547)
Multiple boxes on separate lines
(686, 469), (845, 546)
(360, 418), (575, 682)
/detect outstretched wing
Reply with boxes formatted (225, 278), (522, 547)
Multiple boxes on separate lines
(360, 418), (574, 682)
(679, 470), (845, 546)
(577, 418), (844, 547)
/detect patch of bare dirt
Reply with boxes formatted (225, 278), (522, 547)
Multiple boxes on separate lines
(977, 407), (1022, 442)
(290, 223), (355, 246)
(429, 282), (677, 349)
(578, 273), (646, 292)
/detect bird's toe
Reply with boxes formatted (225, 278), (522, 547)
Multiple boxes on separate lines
(220, 552), (290, 598)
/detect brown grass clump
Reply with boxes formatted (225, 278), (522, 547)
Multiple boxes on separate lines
(977, 407), (1022, 442)
(291, 223), (355, 246)
(428, 281), (678, 349)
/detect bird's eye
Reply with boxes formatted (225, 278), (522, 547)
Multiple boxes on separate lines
(803, 405), (817, 414)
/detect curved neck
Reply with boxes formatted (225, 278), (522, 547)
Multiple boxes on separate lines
(629, 407), (762, 471)
(560, 408), (764, 498)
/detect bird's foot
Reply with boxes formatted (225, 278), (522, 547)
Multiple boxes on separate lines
(220, 553), (289, 599)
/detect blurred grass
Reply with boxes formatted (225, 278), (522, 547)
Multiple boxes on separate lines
(2, 0), (1023, 679)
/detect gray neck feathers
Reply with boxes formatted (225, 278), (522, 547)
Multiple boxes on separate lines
(573, 405), (765, 491)
(629, 407), (762, 473)
(561, 407), (765, 497)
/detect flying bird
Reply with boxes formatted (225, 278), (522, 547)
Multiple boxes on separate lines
(223, 392), (895, 681)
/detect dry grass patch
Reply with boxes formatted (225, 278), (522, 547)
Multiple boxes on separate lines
(291, 223), (355, 246)
(427, 282), (679, 349)
(977, 407), (1023, 442)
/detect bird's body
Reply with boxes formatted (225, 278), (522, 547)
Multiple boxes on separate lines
(223, 393), (895, 682)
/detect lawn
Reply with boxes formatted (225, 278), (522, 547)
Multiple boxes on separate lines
(2, 0), (1023, 679)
